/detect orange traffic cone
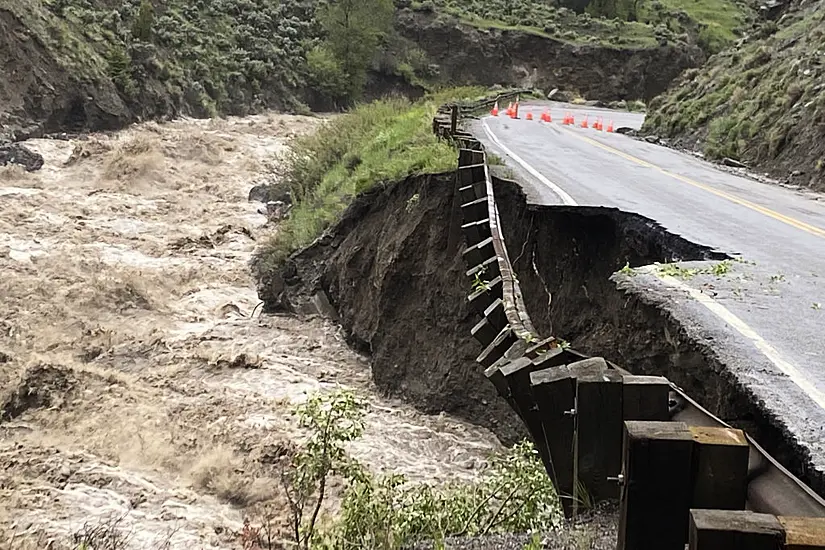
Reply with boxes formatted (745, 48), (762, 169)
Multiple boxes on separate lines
(506, 102), (513, 117)
(542, 110), (552, 123)
(491, 102), (499, 117)
(526, 112), (534, 121)
(607, 120), (614, 133)
(581, 115), (589, 129)
(594, 117), (603, 131)
(513, 100), (520, 119)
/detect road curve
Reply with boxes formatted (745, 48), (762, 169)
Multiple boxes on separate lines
(472, 101), (825, 477)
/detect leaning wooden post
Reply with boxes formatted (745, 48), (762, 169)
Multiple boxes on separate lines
(530, 364), (576, 516)
(622, 375), (670, 421)
(450, 104), (459, 135)
(690, 426), (750, 510)
(618, 421), (694, 550)
(688, 509), (783, 549)
(572, 359), (623, 510)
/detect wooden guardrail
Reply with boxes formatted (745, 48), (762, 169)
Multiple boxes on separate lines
(433, 96), (825, 549)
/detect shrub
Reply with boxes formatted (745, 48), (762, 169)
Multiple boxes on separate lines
(277, 389), (562, 550)
(307, 46), (350, 106)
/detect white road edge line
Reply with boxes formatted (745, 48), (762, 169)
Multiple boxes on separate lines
(639, 266), (825, 410)
(481, 120), (578, 206)
(481, 117), (825, 410)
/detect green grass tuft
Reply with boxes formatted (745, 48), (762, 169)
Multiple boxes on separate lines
(256, 88), (485, 269)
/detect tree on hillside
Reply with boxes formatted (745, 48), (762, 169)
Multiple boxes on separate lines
(315, 0), (394, 102)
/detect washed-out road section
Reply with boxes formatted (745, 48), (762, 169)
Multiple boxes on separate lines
(473, 101), (825, 482)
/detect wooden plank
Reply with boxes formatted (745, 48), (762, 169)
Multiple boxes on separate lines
(462, 236), (495, 268)
(458, 148), (484, 166)
(779, 516), (825, 549)
(466, 257), (500, 281)
(690, 426), (749, 510)
(530, 365), (576, 517)
(470, 317), (497, 347)
(461, 218), (492, 247)
(622, 375), (670, 421)
(467, 276), (503, 316)
(567, 357), (608, 377)
(457, 164), (486, 188)
(618, 421), (694, 550)
(688, 509), (783, 550)
(574, 367), (623, 507)
(460, 196), (488, 224)
(476, 326), (517, 368)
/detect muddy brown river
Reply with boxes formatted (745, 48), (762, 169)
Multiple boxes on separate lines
(0, 114), (501, 548)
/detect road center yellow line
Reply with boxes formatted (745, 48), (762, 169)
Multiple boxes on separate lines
(564, 129), (825, 239)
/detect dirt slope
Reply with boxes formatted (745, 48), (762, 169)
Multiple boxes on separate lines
(396, 9), (704, 101)
(0, 116), (502, 548)
(261, 172), (527, 445)
(643, 0), (825, 190)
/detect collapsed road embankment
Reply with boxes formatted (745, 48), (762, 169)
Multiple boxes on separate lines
(260, 160), (825, 497)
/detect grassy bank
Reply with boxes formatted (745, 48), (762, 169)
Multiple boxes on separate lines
(643, 5), (825, 189)
(254, 87), (487, 273)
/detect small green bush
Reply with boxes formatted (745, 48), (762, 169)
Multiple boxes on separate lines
(279, 389), (562, 550)
(255, 89), (484, 270)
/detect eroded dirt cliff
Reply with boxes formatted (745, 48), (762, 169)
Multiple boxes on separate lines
(262, 172), (527, 444)
(396, 10), (704, 101)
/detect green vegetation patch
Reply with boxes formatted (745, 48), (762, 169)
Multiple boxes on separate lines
(255, 87), (486, 270)
(644, 6), (825, 189)
(272, 389), (562, 549)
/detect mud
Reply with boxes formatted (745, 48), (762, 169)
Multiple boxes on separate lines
(0, 116), (503, 548)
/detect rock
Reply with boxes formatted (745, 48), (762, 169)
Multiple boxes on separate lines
(248, 183), (271, 203)
(0, 143), (44, 172)
(248, 182), (291, 204)
(644, 135), (661, 144)
(722, 157), (748, 168)
(615, 127), (637, 136)
(791, 169), (804, 177)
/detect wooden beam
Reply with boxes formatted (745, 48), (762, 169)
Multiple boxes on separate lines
(622, 375), (670, 421)
(618, 421), (694, 550)
(779, 516), (825, 549)
(690, 426), (749, 510)
(688, 509), (783, 550)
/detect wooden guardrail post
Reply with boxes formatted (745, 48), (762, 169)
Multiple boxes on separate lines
(530, 364), (576, 516)
(571, 358), (623, 508)
(690, 426), (750, 510)
(450, 104), (458, 135)
(689, 510), (783, 549)
(622, 375), (670, 421)
(618, 421), (694, 550)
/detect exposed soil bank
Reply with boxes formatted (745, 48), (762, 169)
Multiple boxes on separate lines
(262, 173), (525, 444)
(263, 164), (824, 495)
(492, 178), (825, 496)
(396, 10), (703, 102)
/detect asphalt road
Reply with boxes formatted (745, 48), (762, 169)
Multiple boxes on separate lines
(472, 101), (825, 475)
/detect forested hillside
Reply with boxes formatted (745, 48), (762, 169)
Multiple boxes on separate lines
(1, 0), (753, 140)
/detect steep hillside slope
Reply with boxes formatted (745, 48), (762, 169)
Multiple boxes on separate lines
(0, 0), (319, 142)
(644, 1), (825, 190)
(395, 9), (703, 101)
